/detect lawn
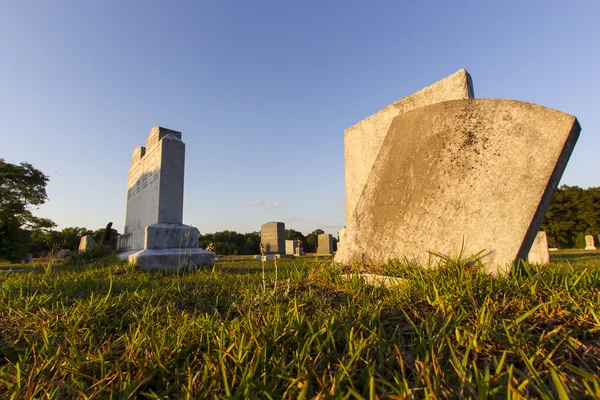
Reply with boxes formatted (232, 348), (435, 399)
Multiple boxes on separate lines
(0, 251), (599, 398)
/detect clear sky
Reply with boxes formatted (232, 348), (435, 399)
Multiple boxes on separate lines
(1, 1), (598, 236)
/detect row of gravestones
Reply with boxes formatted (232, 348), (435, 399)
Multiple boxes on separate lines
(106, 69), (581, 273)
(259, 221), (334, 257)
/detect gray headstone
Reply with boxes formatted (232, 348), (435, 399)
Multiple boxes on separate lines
(317, 233), (333, 255)
(261, 222), (285, 254)
(527, 231), (550, 265)
(79, 235), (97, 252)
(335, 71), (580, 274)
(585, 235), (596, 250)
(116, 127), (214, 270)
(343, 69), (474, 242)
(24, 253), (33, 264)
(285, 240), (298, 255)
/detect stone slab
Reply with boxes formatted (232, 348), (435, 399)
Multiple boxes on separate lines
(124, 127), (185, 235)
(261, 222), (285, 254)
(344, 69), (474, 233)
(79, 235), (97, 252)
(285, 240), (298, 255)
(585, 235), (596, 250)
(317, 233), (334, 255)
(527, 231), (550, 265)
(341, 273), (405, 288)
(119, 248), (215, 271)
(335, 99), (580, 274)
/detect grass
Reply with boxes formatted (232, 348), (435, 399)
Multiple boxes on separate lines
(0, 251), (598, 398)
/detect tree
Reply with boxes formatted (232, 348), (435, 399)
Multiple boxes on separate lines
(304, 229), (324, 253)
(0, 159), (55, 261)
(541, 185), (600, 248)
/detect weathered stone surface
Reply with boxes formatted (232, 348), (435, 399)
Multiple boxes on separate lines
(116, 127), (215, 269)
(585, 235), (596, 250)
(344, 69), (474, 234)
(528, 231), (550, 265)
(120, 248), (215, 271)
(261, 222), (285, 254)
(341, 273), (404, 288)
(79, 235), (97, 252)
(338, 228), (346, 243)
(317, 233), (334, 255)
(335, 99), (580, 274)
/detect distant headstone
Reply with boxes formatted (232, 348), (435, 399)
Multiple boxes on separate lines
(24, 253), (33, 264)
(585, 235), (596, 250)
(116, 126), (215, 270)
(285, 240), (298, 255)
(527, 231), (550, 265)
(79, 235), (97, 252)
(317, 233), (333, 255)
(335, 70), (580, 274)
(261, 222), (285, 254)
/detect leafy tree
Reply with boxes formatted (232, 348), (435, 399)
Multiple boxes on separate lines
(541, 185), (600, 248)
(304, 229), (324, 253)
(0, 159), (55, 261)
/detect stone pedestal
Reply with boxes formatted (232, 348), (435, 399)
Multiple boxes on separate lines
(117, 127), (215, 269)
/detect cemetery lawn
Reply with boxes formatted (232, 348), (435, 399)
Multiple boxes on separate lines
(0, 252), (599, 399)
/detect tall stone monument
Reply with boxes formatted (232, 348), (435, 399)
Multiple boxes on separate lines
(317, 233), (334, 255)
(116, 126), (215, 270)
(335, 70), (580, 274)
(261, 222), (285, 254)
(585, 235), (596, 250)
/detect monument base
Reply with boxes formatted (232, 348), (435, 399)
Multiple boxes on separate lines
(118, 248), (215, 270)
(585, 246), (596, 250)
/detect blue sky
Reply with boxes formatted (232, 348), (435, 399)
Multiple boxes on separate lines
(1, 1), (598, 236)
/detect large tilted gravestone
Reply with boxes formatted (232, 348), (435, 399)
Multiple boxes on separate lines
(116, 126), (215, 270)
(261, 221), (285, 254)
(335, 70), (580, 274)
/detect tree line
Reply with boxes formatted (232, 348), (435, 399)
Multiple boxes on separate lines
(0, 159), (596, 261)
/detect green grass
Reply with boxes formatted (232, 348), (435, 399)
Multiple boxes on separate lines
(0, 252), (599, 399)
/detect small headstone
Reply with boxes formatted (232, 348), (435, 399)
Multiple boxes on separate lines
(317, 233), (333, 255)
(261, 222), (285, 254)
(285, 240), (298, 255)
(79, 235), (97, 252)
(527, 231), (550, 265)
(585, 235), (596, 250)
(24, 254), (33, 264)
